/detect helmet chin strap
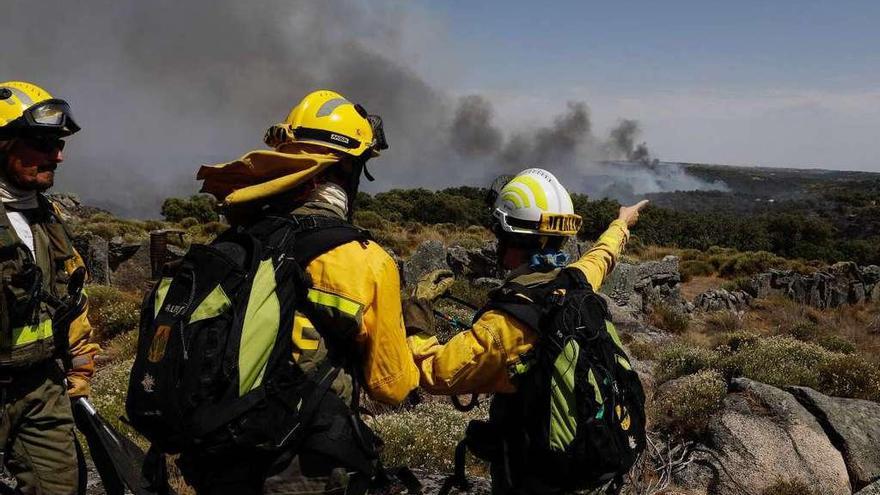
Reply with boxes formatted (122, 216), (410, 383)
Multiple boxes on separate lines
(342, 157), (369, 221)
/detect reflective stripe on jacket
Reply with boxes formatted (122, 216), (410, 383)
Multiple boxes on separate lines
(408, 219), (629, 395)
(301, 233), (420, 405)
(0, 197), (98, 395)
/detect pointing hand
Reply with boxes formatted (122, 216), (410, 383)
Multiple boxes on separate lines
(617, 200), (649, 227)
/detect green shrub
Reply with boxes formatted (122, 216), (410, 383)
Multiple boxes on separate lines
(720, 276), (753, 292)
(716, 331), (761, 351)
(367, 401), (487, 473)
(102, 329), (139, 363)
(680, 260), (714, 281)
(722, 336), (830, 390)
(718, 251), (784, 278)
(627, 339), (658, 360)
(178, 217), (199, 228)
(814, 334), (856, 354)
(353, 210), (385, 230)
(655, 343), (719, 383)
(678, 249), (704, 261)
(783, 321), (856, 353)
(86, 285), (141, 340)
(816, 354), (880, 401)
(650, 370), (727, 437)
(650, 303), (691, 334)
(703, 311), (743, 333)
(89, 357), (147, 450)
(161, 195), (219, 223)
(79, 219), (148, 241)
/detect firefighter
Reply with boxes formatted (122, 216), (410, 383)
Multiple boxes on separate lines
(0, 81), (99, 494)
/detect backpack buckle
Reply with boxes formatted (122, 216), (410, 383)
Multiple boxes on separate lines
(548, 288), (567, 306)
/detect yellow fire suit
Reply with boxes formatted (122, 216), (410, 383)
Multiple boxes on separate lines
(408, 219), (629, 395)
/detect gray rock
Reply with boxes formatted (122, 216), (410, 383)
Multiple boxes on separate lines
(72, 233), (111, 285)
(110, 241), (153, 292)
(600, 255), (687, 320)
(675, 378), (851, 495)
(402, 240), (449, 287)
(693, 288), (752, 313)
(787, 386), (880, 491)
(561, 238), (590, 263)
(744, 262), (878, 310)
(856, 479), (880, 495)
(863, 265), (880, 285)
(446, 241), (498, 280)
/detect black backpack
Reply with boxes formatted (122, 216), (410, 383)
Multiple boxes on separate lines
(445, 269), (646, 494)
(125, 215), (370, 458)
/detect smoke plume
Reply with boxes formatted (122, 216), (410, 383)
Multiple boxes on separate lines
(1, 0), (722, 217)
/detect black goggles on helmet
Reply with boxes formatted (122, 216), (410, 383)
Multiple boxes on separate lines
(2, 99), (80, 138)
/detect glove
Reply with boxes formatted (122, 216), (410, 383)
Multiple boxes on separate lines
(67, 374), (90, 398)
(404, 270), (454, 337)
(413, 269), (455, 302)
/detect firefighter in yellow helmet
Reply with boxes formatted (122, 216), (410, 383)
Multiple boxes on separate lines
(405, 168), (649, 494)
(0, 81), (99, 494)
(162, 90), (418, 494)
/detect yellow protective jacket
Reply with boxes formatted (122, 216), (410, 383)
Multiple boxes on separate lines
(64, 251), (100, 398)
(298, 211), (420, 405)
(408, 219), (630, 395)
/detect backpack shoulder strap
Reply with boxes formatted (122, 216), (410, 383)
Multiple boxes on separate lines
(476, 281), (546, 332)
(478, 268), (603, 333)
(291, 215), (371, 266)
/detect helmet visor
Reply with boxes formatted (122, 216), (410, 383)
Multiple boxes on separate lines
(21, 99), (80, 136)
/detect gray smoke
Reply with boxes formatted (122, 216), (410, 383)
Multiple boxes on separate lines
(608, 119), (652, 162)
(450, 95), (503, 157)
(1, 0), (721, 217)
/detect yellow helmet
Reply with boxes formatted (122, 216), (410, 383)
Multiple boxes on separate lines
(0, 81), (80, 138)
(263, 89), (386, 158)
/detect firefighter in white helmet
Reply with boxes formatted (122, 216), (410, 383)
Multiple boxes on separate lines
(405, 168), (648, 494)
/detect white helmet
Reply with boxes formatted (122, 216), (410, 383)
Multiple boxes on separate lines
(492, 168), (582, 237)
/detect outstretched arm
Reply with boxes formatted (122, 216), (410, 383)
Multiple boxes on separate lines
(567, 200), (648, 291)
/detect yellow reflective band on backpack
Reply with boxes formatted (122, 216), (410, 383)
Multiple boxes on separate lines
(239, 259), (280, 396)
(587, 368), (604, 405)
(189, 284), (232, 324)
(616, 354), (632, 371)
(605, 321), (624, 350)
(306, 289), (363, 325)
(10, 318), (53, 347)
(549, 340), (579, 451)
(154, 277), (173, 318)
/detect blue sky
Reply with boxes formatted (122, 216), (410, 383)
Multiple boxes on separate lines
(415, 1), (880, 171)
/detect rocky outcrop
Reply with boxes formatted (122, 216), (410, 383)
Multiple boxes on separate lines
(402, 240), (450, 287)
(47, 192), (108, 221)
(72, 233), (111, 285)
(446, 242), (499, 281)
(857, 479), (880, 495)
(600, 255), (691, 324)
(108, 240), (153, 292)
(675, 378), (851, 495)
(787, 386), (880, 491)
(693, 289), (752, 312)
(746, 262), (880, 309)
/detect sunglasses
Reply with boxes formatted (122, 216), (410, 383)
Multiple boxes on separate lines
(21, 136), (66, 154)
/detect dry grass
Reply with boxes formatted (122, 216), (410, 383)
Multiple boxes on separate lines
(679, 276), (725, 301)
(360, 218), (492, 258)
(650, 303), (691, 334)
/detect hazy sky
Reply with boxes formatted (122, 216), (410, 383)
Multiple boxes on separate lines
(2, 1), (877, 216)
(422, 1), (880, 172)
